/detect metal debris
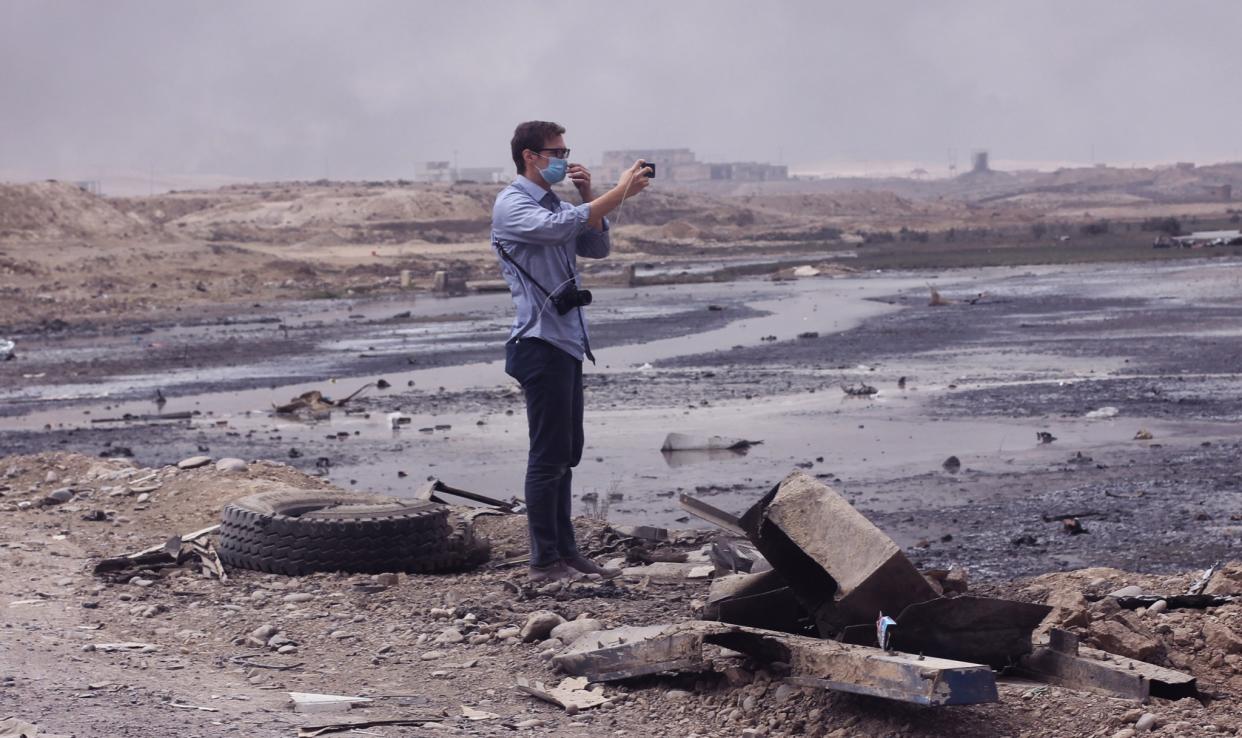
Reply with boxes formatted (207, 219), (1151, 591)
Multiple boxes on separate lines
(415, 478), (518, 513)
(1019, 629), (1197, 701)
(679, 494), (747, 537)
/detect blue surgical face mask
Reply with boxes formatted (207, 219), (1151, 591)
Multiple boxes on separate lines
(538, 156), (568, 185)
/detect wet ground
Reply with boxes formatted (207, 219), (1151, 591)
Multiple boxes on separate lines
(3, 257), (1241, 581)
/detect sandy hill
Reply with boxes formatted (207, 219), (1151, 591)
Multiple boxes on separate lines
(0, 180), (149, 241)
(109, 181), (781, 245)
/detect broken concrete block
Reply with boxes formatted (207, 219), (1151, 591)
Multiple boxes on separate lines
(739, 471), (938, 632)
(515, 676), (608, 712)
(555, 621), (997, 706)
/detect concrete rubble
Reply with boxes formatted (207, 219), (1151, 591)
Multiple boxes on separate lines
(548, 470), (1202, 710)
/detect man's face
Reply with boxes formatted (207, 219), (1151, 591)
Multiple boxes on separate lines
(525, 134), (569, 173)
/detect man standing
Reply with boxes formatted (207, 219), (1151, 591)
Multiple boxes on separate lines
(492, 121), (651, 582)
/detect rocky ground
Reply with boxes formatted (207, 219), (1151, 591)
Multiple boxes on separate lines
(2, 451), (1242, 738)
(4, 177), (1242, 736)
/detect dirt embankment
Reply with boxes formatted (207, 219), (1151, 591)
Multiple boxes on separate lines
(2, 167), (1240, 334)
(0, 181), (150, 241)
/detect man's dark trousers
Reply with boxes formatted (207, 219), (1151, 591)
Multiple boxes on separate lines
(505, 337), (584, 568)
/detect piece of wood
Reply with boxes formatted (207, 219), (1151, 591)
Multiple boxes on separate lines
(296, 715), (443, 737)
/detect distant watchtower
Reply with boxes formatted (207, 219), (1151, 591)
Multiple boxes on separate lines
(971, 150), (990, 173)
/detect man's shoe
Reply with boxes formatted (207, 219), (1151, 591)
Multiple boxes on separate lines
(528, 561), (581, 584)
(563, 554), (621, 579)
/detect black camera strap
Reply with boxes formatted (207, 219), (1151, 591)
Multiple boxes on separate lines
(495, 240), (580, 300)
(494, 241), (557, 300)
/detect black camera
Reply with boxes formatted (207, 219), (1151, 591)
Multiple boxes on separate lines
(643, 161), (655, 178)
(550, 282), (593, 315)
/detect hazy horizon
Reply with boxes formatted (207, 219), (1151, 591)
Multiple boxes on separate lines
(4, 1), (1241, 192)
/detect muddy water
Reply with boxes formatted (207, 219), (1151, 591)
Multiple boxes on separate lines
(4, 259), (1242, 545)
(1, 276), (912, 429)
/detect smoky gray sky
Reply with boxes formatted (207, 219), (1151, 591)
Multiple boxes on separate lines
(3, 0), (1240, 186)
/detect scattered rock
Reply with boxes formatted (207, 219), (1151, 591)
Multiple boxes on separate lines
(942, 456), (961, 473)
(44, 488), (74, 504)
(549, 618), (604, 645)
(214, 458), (248, 473)
(1134, 713), (1157, 732)
(283, 592), (315, 604)
(521, 610), (566, 642)
(1202, 621), (1242, 654)
(177, 455), (212, 470)
(435, 628), (465, 645)
(1089, 620), (1162, 661)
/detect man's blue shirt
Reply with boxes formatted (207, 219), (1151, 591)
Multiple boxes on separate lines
(491, 175), (610, 361)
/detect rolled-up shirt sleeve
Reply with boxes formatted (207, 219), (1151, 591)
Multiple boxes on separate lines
(575, 214), (610, 259)
(492, 190), (590, 247)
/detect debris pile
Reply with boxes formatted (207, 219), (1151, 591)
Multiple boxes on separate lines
(550, 471), (1207, 709)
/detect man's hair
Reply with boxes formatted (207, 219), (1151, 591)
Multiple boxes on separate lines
(511, 121), (566, 175)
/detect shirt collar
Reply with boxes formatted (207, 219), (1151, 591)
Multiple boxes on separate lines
(512, 174), (550, 202)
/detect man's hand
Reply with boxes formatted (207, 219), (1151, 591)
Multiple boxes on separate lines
(568, 163), (593, 202)
(617, 159), (652, 200)
(586, 159), (652, 230)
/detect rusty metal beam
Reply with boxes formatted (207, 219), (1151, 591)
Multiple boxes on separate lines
(679, 494), (747, 537)
(1018, 629), (1197, 701)
(838, 596), (1052, 669)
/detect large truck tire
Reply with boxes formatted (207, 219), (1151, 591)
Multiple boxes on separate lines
(217, 488), (490, 576)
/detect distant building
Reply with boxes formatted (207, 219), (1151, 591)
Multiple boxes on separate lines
(415, 161), (454, 183)
(971, 150), (990, 173)
(414, 161), (505, 184)
(599, 148), (786, 183)
(455, 166), (506, 183)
